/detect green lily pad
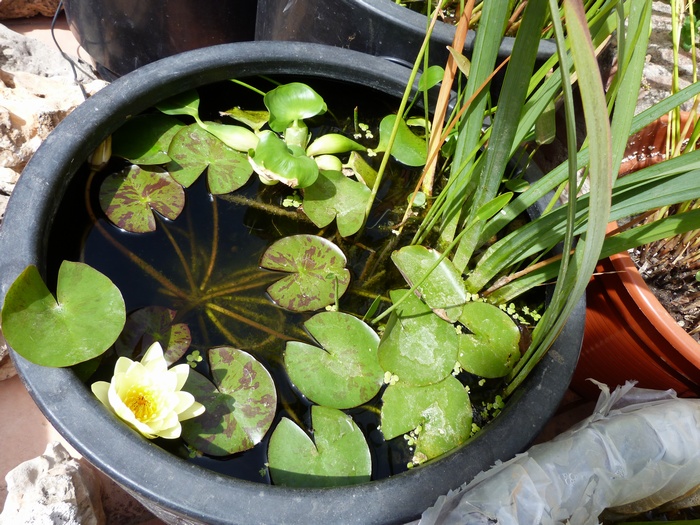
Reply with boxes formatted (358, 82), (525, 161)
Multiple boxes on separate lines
(181, 347), (277, 456)
(268, 406), (371, 487)
(167, 124), (253, 194)
(156, 89), (201, 119)
(114, 306), (191, 365)
(264, 82), (327, 132)
(285, 312), (383, 409)
(111, 114), (186, 165)
(249, 131), (319, 188)
(99, 165), (185, 233)
(377, 290), (458, 386)
(260, 235), (350, 312)
(377, 115), (427, 167)
(391, 245), (467, 323)
(1, 262), (125, 367)
(380, 375), (472, 465)
(302, 170), (372, 237)
(457, 301), (521, 378)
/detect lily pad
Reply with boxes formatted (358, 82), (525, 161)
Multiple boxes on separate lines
(260, 235), (350, 312)
(111, 114), (186, 165)
(285, 312), (383, 409)
(268, 406), (371, 487)
(377, 115), (427, 167)
(391, 245), (467, 322)
(99, 165), (185, 233)
(114, 306), (191, 365)
(181, 347), (277, 456)
(1, 262), (125, 367)
(248, 131), (319, 188)
(377, 290), (458, 386)
(303, 170), (372, 237)
(457, 301), (521, 378)
(264, 82), (327, 132)
(380, 375), (472, 465)
(156, 89), (200, 119)
(167, 124), (253, 194)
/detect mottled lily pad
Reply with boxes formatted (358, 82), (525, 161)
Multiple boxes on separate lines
(260, 235), (350, 312)
(268, 406), (371, 487)
(111, 114), (186, 165)
(457, 301), (521, 378)
(182, 347), (277, 456)
(381, 375), (472, 465)
(302, 170), (372, 237)
(99, 165), (185, 233)
(285, 312), (383, 409)
(377, 289), (458, 386)
(114, 306), (191, 365)
(1, 262), (125, 367)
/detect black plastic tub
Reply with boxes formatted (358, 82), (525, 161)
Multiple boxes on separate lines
(0, 42), (583, 525)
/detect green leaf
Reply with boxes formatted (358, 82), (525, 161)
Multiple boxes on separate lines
(260, 235), (350, 312)
(1, 262), (126, 367)
(114, 306), (191, 365)
(111, 114), (185, 164)
(198, 121), (259, 152)
(268, 406), (371, 487)
(264, 82), (327, 132)
(391, 245), (467, 322)
(156, 89), (200, 119)
(302, 170), (372, 237)
(377, 115), (427, 167)
(306, 133), (366, 157)
(418, 65), (446, 91)
(249, 131), (319, 188)
(377, 290), (458, 386)
(285, 312), (383, 409)
(181, 347), (277, 456)
(221, 107), (269, 132)
(447, 46), (471, 77)
(346, 151), (378, 187)
(380, 375), (472, 464)
(167, 124), (253, 194)
(457, 301), (520, 378)
(99, 165), (185, 233)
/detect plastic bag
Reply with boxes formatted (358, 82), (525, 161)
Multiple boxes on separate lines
(414, 381), (700, 525)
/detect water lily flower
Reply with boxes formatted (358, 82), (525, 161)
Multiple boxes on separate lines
(91, 342), (204, 439)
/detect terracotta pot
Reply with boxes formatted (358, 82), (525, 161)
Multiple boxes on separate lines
(572, 113), (700, 399)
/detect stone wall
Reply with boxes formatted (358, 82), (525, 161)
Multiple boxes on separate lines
(0, 0), (61, 19)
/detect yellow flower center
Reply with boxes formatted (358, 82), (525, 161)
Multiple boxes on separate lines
(124, 386), (158, 422)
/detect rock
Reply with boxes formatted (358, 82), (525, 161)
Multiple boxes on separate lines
(0, 0), (60, 19)
(0, 442), (106, 525)
(0, 326), (15, 381)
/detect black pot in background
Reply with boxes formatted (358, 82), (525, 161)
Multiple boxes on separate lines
(0, 42), (583, 525)
(63, 0), (257, 78)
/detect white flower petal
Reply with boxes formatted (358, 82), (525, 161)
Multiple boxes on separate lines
(170, 364), (191, 391)
(141, 342), (167, 373)
(178, 400), (205, 421)
(114, 356), (135, 375)
(156, 424), (182, 439)
(91, 381), (112, 409)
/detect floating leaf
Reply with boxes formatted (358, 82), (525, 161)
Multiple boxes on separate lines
(260, 235), (350, 312)
(457, 301), (521, 378)
(264, 82), (327, 132)
(346, 151), (378, 187)
(199, 121), (259, 152)
(391, 245), (467, 322)
(1, 262), (125, 367)
(221, 106), (269, 132)
(157, 89), (200, 119)
(114, 306), (191, 365)
(377, 115), (427, 167)
(268, 406), (371, 487)
(302, 170), (372, 237)
(167, 124), (253, 194)
(248, 131), (319, 188)
(306, 134), (365, 157)
(111, 114), (186, 165)
(380, 375), (472, 464)
(181, 347), (277, 456)
(377, 290), (458, 386)
(99, 165), (185, 233)
(285, 312), (383, 409)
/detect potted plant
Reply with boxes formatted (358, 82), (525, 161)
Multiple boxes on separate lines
(2, 0), (697, 522)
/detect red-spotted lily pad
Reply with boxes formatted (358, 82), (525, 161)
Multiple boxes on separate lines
(1, 262), (125, 367)
(99, 165), (185, 233)
(302, 170), (372, 237)
(380, 375), (472, 465)
(391, 245), (467, 322)
(181, 347), (277, 456)
(377, 290), (458, 386)
(260, 235), (350, 312)
(268, 406), (371, 487)
(111, 114), (186, 165)
(114, 306), (191, 365)
(285, 312), (383, 409)
(457, 301), (521, 378)
(167, 124), (253, 194)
